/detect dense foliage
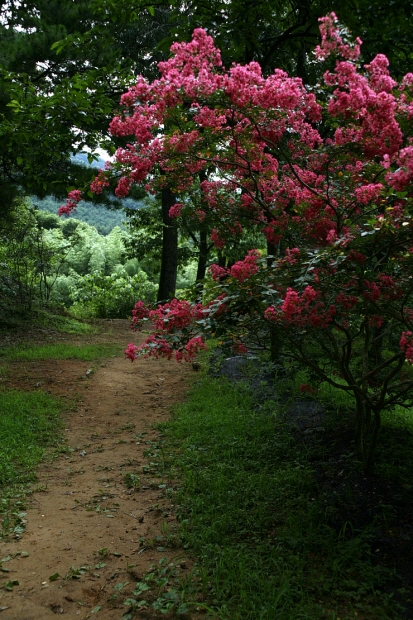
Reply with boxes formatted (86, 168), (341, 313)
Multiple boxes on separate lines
(0, 201), (157, 318)
(68, 13), (413, 469)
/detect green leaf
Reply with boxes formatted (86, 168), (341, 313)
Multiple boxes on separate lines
(147, 6), (155, 16)
(49, 573), (60, 581)
(91, 606), (101, 613)
(4, 580), (18, 591)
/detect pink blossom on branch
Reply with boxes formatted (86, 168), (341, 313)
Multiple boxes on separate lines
(168, 203), (184, 218)
(315, 12), (362, 61)
(400, 332), (413, 364)
(58, 189), (82, 216)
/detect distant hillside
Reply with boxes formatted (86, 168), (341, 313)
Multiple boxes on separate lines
(72, 151), (106, 169)
(30, 153), (144, 234)
(31, 196), (139, 236)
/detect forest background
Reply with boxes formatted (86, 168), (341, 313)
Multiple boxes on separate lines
(1, 0), (413, 318)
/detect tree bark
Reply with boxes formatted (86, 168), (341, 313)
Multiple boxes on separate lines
(196, 227), (208, 282)
(157, 187), (178, 302)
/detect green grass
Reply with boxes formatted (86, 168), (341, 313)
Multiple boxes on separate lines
(0, 342), (120, 361)
(0, 311), (99, 336)
(155, 374), (403, 620)
(39, 313), (99, 335)
(0, 389), (63, 487)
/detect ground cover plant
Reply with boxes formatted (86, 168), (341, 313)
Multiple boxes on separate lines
(0, 389), (63, 487)
(0, 342), (120, 361)
(154, 364), (413, 619)
(0, 388), (63, 542)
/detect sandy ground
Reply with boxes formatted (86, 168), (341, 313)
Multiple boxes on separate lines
(0, 320), (194, 619)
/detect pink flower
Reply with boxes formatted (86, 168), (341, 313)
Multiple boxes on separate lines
(58, 189), (82, 217)
(229, 249), (260, 283)
(400, 331), (413, 364)
(168, 203), (184, 218)
(232, 342), (248, 355)
(209, 264), (228, 281)
(90, 170), (110, 194)
(183, 336), (207, 361)
(125, 343), (138, 362)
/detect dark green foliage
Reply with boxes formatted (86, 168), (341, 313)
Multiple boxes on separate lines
(70, 269), (156, 318)
(159, 373), (410, 619)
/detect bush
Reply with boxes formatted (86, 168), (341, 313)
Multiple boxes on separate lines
(70, 268), (157, 318)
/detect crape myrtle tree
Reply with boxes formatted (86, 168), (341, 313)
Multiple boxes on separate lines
(61, 14), (413, 468)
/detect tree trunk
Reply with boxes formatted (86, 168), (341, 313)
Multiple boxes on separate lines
(196, 227), (208, 282)
(157, 187), (178, 302)
(266, 240), (276, 266)
(354, 394), (381, 471)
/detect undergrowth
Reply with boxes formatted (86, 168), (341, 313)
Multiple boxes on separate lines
(147, 371), (411, 620)
(0, 342), (119, 361)
(0, 389), (64, 540)
(0, 310), (98, 336)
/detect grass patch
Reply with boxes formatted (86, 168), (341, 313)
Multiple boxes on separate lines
(0, 310), (98, 336)
(0, 389), (63, 487)
(39, 313), (99, 335)
(0, 342), (120, 361)
(157, 374), (405, 620)
(0, 388), (65, 540)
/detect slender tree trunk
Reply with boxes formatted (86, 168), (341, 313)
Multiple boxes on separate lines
(196, 170), (210, 283)
(157, 187), (178, 302)
(266, 239), (280, 361)
(266, 240), (276, 266)
(196, 228), (208, 282)
(217, 252), (226, 268)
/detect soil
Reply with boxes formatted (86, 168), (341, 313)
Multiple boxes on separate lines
(0, 320), (194, 619)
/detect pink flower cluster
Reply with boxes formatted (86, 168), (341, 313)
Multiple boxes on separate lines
(127, 299), (207, 363)
(131, 298), (203, 333)
(265, 285), (340, 329)
(125, 343), (138, 361)
(209, 250), (260, 283)
(281, 286), (317, 318)
(90, 170), (110, 194)
(354, 183), (384, 205)
(129, 334), (206, 363)
(229, 250), (260, 283)
(363, 275), (401, 302)
(386, 147), (413, 190)
(58, 189), (82, 216)
(232, 342), (249, 355)
(400, 332), (413, 364)
(168, 203), (184, 218)
(315, 13), (362, 61)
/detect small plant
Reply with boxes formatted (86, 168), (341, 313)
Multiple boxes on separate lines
(123, 473), (140, 489)
(65, 565), (90, 580)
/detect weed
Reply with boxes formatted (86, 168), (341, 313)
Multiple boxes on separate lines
(123, 473), (140, 489)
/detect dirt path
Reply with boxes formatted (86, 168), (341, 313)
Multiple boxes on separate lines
(0, 320), (193, 619)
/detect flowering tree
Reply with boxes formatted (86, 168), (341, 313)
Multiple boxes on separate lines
(63, 13), (413, 468)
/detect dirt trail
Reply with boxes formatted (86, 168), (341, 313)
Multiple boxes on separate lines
(0, 320), (192, 619)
